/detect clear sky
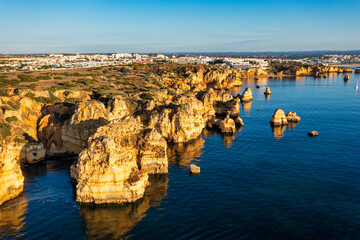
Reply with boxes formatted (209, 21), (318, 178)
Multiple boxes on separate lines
(1, 0), (360, 53)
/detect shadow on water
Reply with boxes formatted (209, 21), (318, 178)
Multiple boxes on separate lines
(79, 175), (168, 240)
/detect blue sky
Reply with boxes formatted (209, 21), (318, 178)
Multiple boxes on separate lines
(0, 0), (360, 53)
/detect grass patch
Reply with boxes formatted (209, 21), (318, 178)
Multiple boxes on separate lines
(6, 116), (18, 123)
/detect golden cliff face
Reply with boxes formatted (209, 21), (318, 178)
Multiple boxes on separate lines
(61, 96), (130, 154)
(71, 116), (168, 204)
(0, 143), (25, 205)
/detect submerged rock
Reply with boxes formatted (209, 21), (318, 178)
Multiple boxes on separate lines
(270, 109), (288, 126)
(189, 164), (200, 175)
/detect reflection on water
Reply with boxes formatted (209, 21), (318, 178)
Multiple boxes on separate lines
(167, 136), (205, 167)
(79, 175), (168, 240)
(265, 94), (270, 101)
(241, 101), (252, 114)
(271, 125), (287, 139)
(271, 122), (299, 139)
(203, 127), (242, 148)
(0, 194), (27, 239)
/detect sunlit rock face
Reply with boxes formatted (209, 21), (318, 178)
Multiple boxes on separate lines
(0, 144), (24, 205)
(147, 106), (205, 143)
(61, 96), (131, 154)
(106, 95), (130, 120)
(138, 128), (168, 174)
(61, 100), (109, 154)
(286, 111), (301, 122)
(240, 88), (253, 102)
(24, 142), (45, 164)
(71, 117), (168, 204)
(270, 109), (288, 126)
(79, 175), (168, 239)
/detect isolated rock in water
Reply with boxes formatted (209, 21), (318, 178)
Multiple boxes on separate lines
(264, 86), (271, 95)
(240, 88), (253, 102)
(25, 142), (46, 164)
(286, 111), (301, 122)
(0, 144), (24, 205)
(71, 117), (162, 204)
(308, 131), (319, 136)
(189, 164), (200, 174)
(344, 75), (350, 81)
(219, 115), (236, 133)
(256, 84), (260, 88)
(270, 109), (288, 126)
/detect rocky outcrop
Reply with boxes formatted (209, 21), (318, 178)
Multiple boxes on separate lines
(308, 131), (319, 136)
(138, 128), (168, 174)
(240, 88), (253, 102)
(270, 109), (288, 126)
(219, 115), (236, 133)
(71, 116), (168, 204)
(0, 144), (24, 205)
(148, 106), (205, 143)
(189, 164), (200, 175)
(286, 111), (301, 122)
(61, 100), (109, 154)
(24, 142), (45, 164)
(106, 95), (130, 119)
(264, 86), (271, 95)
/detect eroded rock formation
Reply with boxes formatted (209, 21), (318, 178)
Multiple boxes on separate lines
(71, 116), (169, 204)
(240, 88), (253, 102)
(270, 109), (288, 126)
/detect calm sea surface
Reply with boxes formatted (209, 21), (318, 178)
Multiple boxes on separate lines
(1, 73), (360, 240)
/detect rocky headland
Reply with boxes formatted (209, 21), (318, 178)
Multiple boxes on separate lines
(0, 64), (247, 205)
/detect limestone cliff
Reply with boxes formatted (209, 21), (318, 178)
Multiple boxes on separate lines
(71, 116), (168, 204)
(0, 143), (24, 205)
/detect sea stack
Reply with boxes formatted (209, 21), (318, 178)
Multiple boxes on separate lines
(270, 109), (288, 126)
(219, 114), (236, 133)
(240, 88), (253, 102)
(344, 75), (350, 81)
(286, 111), (301, 122)
(264, 86), (271, 95)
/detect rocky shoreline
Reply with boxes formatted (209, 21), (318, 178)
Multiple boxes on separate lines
(0, 63), (352, 205)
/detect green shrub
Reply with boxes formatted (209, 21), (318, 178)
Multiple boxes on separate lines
(6, 116), (18, 123)
(7, 100), (20, 110)
(0, 123), (11, 138)
(14, 137), (28, 144)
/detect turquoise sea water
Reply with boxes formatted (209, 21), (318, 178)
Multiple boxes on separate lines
(1, 73), (360, 240)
